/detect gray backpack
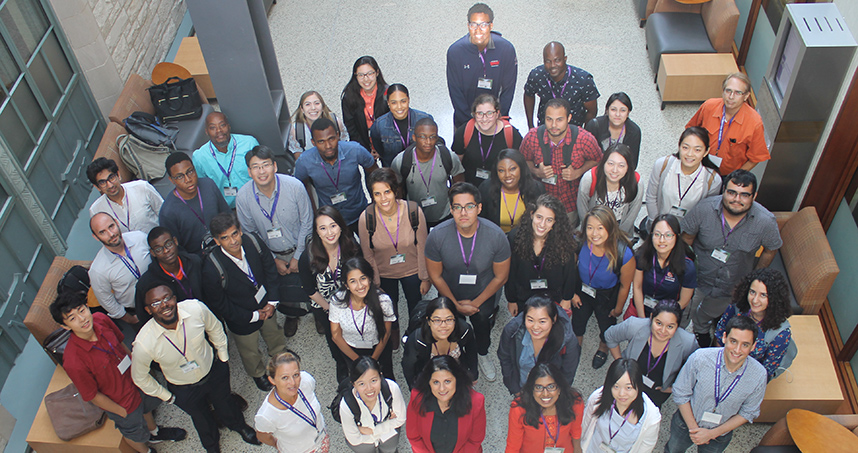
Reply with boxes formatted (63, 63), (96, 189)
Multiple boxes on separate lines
(766, 319), (797, 380)
(117, 133), (171, 181)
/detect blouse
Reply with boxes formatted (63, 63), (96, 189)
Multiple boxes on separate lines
(340, 378), (407, 447)
(329, 290), (396, 348)
(255, 371), (326, 453)
(714, 304), (792, 378)
(578, 243), (634, 290)
(636, 255), (697, 301)
(499, 192), (526, 233)
(585, 407), (644, 453)
(358, 200), (429, 283)
(505, 400), (585, 453)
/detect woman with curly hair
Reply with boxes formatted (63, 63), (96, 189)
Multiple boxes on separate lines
(505, 193), (577, 315)
(714, 268), (794, 380)
(478, 148), (545, 233)
(341, 56), (389, 154)
(505, 363), (585, 453)
(576, 143), (643, 235)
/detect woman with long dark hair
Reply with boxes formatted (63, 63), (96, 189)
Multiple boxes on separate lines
(478, 148), (545, 233)
(341, 56), (389, 154)
(369, 84), (434, 167)
(406, 356), (486, 453)
(452, 94), (523, 185)
(584, 92), (642, 169)
(631, 214), (696, 318)
(506, 363), (585, 453)
(580, 359), (660, 453)
(498, 295), (581, 395)
(576, 143), (642, 235)
(506, 194), (577, 315)
(339, 357), (406, 453)
(289, 90), (349, 157)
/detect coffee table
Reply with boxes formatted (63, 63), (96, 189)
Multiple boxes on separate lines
(656, 53), (739, 109)
(786, 408), (858, 453)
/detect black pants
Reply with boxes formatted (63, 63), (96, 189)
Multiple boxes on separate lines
(276, 273), (310, 317)
(466, 294), (498, 356)
(168, 359), (244, 450)
(312, 306), (348, 381)
(380, 274), (422, 332)
(571, 287), (618, 343)
(342, 344), (395, 382)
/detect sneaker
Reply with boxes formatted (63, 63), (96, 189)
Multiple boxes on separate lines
(149, 426), (187, 443)
(478, 354), (496, 381)
(283, 316), (299, 337)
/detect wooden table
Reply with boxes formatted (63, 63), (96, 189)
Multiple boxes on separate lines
(173, 36), (215, 99)
(787, 409), (858, 452)
(656, 53), (738, 109)
(26, 366), (134, 453)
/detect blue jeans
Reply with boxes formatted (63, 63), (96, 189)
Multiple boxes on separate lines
(664, 410), (734, 453)
(380, 274), (422, 331)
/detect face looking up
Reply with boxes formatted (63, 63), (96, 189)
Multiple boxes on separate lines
(607, 100), (629, 128)
(467, 12), (493, 48)
(355, 64), (378, 93)
(301, 94), (323, 122)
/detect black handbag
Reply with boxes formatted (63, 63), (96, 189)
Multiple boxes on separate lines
(147, 76), (203, 122)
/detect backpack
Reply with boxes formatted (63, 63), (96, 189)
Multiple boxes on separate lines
(588, 167), (641, 197)
(124, 111), (178, 147)
(463, 117), (514, 148)
(329, 376), (393, 425)
(406, 299), (432, 335)
(399, 144), (454, 184)
(766, 320), (798, 380)
(364, 201), (420, 249)
(537, 124), (579, 167)
(203, 233), (263, 289)
(117, 133), (171, 181)
(57, 265), (91, 295)
(656, 156), (718, 193)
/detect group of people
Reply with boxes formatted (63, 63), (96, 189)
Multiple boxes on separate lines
(50, 2), (796, 453)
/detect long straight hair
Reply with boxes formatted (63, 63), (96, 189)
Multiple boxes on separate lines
(593, 358), (646, 421)
(594, 143), (638, 203)
(341, 56), (388, 112)
(414, 355), (474, 417)
(523, 295), (565, 363)
(579, 205), (628, 272)
(308, 206), (360, 274)
(335, 256), (387, 341)
(514, 363), (582, 428)
(636, 214), (694, 281)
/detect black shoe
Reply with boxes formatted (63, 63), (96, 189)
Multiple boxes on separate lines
(149, 426), (187, 443)
(391, 325), (401, 351)
(234, 424), (261, 445)
(283, 316), (299, 337)
(592, 350), (608, 369)
(696, 333), (712, 348)
(314, 314), (326, 334)
(231, 392), (248, 412)
(148, 448), (157, 453)
(253, 376), (273, 392)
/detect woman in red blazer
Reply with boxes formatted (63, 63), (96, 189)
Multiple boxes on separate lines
(406, 355), (486, 453)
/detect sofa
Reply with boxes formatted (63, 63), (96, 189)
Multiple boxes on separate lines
(23, 257), (92, 355)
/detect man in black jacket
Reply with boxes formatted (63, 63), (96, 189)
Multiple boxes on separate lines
(202, 212), (286, 391)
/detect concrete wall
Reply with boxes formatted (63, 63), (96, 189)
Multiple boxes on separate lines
(47, 0), (186, 118)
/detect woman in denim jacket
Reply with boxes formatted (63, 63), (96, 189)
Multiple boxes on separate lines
(370, 83), (433, 168)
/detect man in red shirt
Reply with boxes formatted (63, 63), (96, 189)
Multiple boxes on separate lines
(51, 291), (186, 452)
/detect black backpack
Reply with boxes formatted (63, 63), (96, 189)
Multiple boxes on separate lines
(399, 144), (454, 185)
(329, 376), (393, 425)
(364, 201), (420, 249)
(203, 233), (263, 289)
(537, 124), (579, 167)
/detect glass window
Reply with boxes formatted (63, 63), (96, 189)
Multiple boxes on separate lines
(29, 51), (60, 112)
(40, 32), (71, 89)
(0, 105), (35, 163)
(11, 79), (46, 144)
(0, 38), (18, 104)
(0, 0), (49, 63)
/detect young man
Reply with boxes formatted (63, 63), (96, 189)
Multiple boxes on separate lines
(192, 112), (257, 207)
(51, 291), (186, 453)
(425, 182), (510, 380)
(87, 157), (163, 234)
(665, 315), (767, 453)
(523, 41), (599, 129)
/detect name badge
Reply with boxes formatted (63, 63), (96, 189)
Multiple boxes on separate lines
(599, 442), (617, 453)
(331, 192), (347, 204)
(180, 360), (200, 373)
(708, 154), (723, 168)
(642, 374), (655, 388)
(477, 77), (493, 89)
(542, 175), (558, 185)
(459, 274), (477, 285)
(421, 196), (437, 207)
(701, 411), (723, 425)
(581, 284), (596, 298)
(711, 248), (731, 263)
(530, 279), (548, 290)
(117, 355), (132, 374)
(389, 254), (406, 265)
(475, 168), (491, 180)
(669, 205), (688, 218)
(545, 448), (564, 453)
(644, 296), (658, 309)
(224, 187), (238, 197)
(267, 228), (282, 239)
(255, 285), (267, 304)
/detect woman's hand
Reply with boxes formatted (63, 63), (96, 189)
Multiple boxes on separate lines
(560, 299), (572, 311)
(609, 307), (622, 318)
(572, 294), (583, 309)
(358, 426), (374, 435)
(508, 302), (518, 317)
(420, 280), (431, 295)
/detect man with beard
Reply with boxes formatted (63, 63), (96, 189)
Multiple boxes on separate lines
(87, 157), (163, 234)
(681, 170), (782, 347)
(192, 112), (257, 207)
(523, 41), (599, 129)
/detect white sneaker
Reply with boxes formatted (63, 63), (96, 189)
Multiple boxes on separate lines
(478, 354), (496, 382)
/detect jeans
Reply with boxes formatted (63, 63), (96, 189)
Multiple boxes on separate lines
(380, 274), (422, 331)
(664, 410), (734, 453)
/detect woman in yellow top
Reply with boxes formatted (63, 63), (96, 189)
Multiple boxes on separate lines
(478, 148), (545, 232)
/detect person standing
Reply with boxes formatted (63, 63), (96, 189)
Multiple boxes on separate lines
(451, 94), (523, 186)
(192, 112), (257, 207)
(135, 227), (204, 325)
(341, 56), (389, 154)
(524, 42), (598, 129)
(87, 158), (162, 234)
(369, 83), (434, 168)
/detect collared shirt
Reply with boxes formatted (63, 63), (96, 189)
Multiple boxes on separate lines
(293, 140), (375, 225)
(680, 196), (782, 297)
(89, 180), (163, 234)
(524, 64), (599, 127)
(159, 176), (230, 254)
(686, 98), (769, 176)
(131, 299), (229, 401)
(660, 158), (707, 216)
(428, 397), (459, 453)
(89, 231), (152, 318)
(672, 347), (767, 429)
(191, 133), (258, 207)
(236, 173), (313, 258)
(219, 245), (278, 322)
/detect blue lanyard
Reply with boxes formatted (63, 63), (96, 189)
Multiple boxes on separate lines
(253, 177), (280, 224)
(113, 245), (141, 279)
(274, 389), (318, 430)
(717, 105), (734, 151)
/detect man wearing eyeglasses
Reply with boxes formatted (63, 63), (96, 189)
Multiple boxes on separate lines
(425, 182), (511, 381)
(680, 170), (782, 348)
(159, 153), (230, 255)
(236, 145), (313, 337)
(446, 3), (518, 129)
(192, 112), (257, 207)
(87, 157), (163, 234)
(524, 41), (599, 129)
(686, 73), (769, 176)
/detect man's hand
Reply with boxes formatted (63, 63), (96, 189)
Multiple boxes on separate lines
(420, 280), (432, 295)
(289, 258), (299, 274)
(508, 302), (518, 317)
(456, 300), (479, 316)
(116, 407), (128, 418)
(534, 163), (554, 180)
(689, 427), (716, 445)
(370, 148), (380, 160)
(561, 165), (585, 182)
(121, 313), (139, 325)
(275, 258), (290, 275)
(560, 299), (572, 311)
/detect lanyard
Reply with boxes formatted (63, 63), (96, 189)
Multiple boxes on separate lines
(608, 402), (632, 443)
(92, 339), (123, 360)
(160, 258), (193, 299)
(209, 137), (237, 184)
(720, 211), (744, 245)
(349, 298), (369, 339)
(254, 177), (281, 225)
(676, 169), (702, 205)
(646, 333), (671, 376)
(609, 124), (626, 146)
(377, 203), (401, 251)
(717, 105), (735, 152)
(587, 245), (605, 285)
(651, 257), (670, 295)
(533, 252), (547, 276)
(456, 225), (479, 271)
(392, 112), (410, 148)
(108, 191), (131, 231)
(476, 125), (495, 165)
(414, 149), (437, 191)
(715, 350), (746, 408)
(162, 322), (188, 360)
(501, 191), (520, 226)
(174, 188), (206, 227)
(320, 158), (342, 191)
(548, 66), (571, 99)
(359, 392), (384, 425)
(274, 389), (318, 430)
(113, 245), (141, 279)
(541, 414), (560, 446)
(244, 260), (258, 287)
(744, 311), (764, 327)
(478, 48), (488, 77)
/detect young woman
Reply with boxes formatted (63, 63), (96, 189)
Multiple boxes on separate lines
(498, 295), (581, 395)
(406, 356), (486, 453)
(604, 301), (698, 407)
(402, 297), (478, 388)
(341, 56), (389, 153)
(289, 91), (349, 157)
(714, 268), (794, 380)
(631, 214), (696, 318)
(572, 206), (635, 370)
(576, 143), (642, 235)
(369, 84), (434, 167)
(255, 351), (329, 453)
(584, 92), (642, 169)
(644, 126), (721, 231)
(505, 194), (577, 315)
(505, 363), (585, 453)
(581, 359), (660, 453)
(478, 148), (545, 233)
(452, 94), (523, 185)
(298, 206), (362, 380)
(330, 256), (396, 380)
(340, 357), (406, 453)
(359, 168), (430, 339)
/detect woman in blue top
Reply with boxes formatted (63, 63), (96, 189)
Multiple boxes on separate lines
(572, 206), (635, 369)
(631, 214), (696, 319)
(714, 268), (794, 380)
(369, 84), (433, 168)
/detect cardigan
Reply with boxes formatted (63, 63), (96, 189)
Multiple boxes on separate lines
(406, 389), (486, 453)
(342, 84), (390, 152)
(584, 115), (642, 170)
(580, 387), (661, 453)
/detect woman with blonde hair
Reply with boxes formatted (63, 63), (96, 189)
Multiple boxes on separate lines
(289, 91), (349, 157)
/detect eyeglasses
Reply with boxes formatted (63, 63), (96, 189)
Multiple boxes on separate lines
(534, 383), (558, 393)
(171, 167), (196, 183)
(724, 189), (754, 200)
(451, 203), (478, 213)
(151, 239), (176, 255)
(415, 134), (438, 141)
(474, 110), (497, 119)
(249, 162), (274, 173)
(429, 317), (455, 326)
(149, 294), (175, 309)
(468, 21), (491, 30)
(652, 232), (676, 240)
(96, 173), (119, 187)
(355, 70), (377, 79)
(724, 88), (747, 97)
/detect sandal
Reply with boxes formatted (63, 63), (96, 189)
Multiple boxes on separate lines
(592, 350), (608, 369)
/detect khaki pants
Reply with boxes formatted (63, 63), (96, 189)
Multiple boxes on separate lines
(231, 317), (287, 378)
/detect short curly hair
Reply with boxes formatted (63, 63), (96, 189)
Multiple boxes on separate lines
(731, 268), (791, 331)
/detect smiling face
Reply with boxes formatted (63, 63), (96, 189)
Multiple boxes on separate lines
(747, 279), (769, 319)
(355, 64), (378, 93)
(269, 361), (301, 400)
(543, 44), (567, 82)
(90, 213), (123, 248)
(61, 304), (94, 337)
(301, 93), (323, 122)
(496, 158), (520, 192)
(467, 12), (493, 48)
(428, 308), (456, 341)
(346, 268), (370, 300)
(533, 375), (560, 410)
(678, 134), (709, 171)
(144, 285), (178, 327)
(585, 216), (608, 248)
(248, 155), (277, 188)
(524, 306), (555, 342)
(213, 224), (243, 258)
(371, 182), (396, 215)
(474, 101), (499, 134)
(315, 215), (341, 246)
(95, 168), (122, 198)
(721, 181), (756, 216)
(650, 311), (679, 343)
(531, 206), (556, 240)
(611, 372), (639, 412)
(722, 327), (755, 369)
(603, 152), (629, 185)
(651, 220), (677, 257)
(544, 105), (571, 141)
(388, 91), (410, 121)
(607, 100), (630, 128)
(429, 370), (457, 405)
(353, 368), (382, 404)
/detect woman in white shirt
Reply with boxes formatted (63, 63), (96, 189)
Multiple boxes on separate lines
(255, 351), (329, 453)
(340, 356), (406, 452)
(577, 143), (643, 235)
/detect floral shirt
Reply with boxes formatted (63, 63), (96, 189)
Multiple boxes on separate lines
(714, 304), (791, 379)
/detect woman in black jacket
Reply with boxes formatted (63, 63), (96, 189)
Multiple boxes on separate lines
(341, 56), (389, 155)
(478, 148), (544, 233)
(584, 92), (642, 169)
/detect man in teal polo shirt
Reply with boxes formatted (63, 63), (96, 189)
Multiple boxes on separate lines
(192, 112), (257, 208)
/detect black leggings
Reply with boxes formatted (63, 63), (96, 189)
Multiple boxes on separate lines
(571, 286), (618, 343)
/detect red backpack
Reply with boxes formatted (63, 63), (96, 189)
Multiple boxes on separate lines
(463, 117), (514, 148)
(588, 166), (640, 197)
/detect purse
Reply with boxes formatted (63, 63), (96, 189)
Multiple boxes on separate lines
(147, 76), (203, 122)
(44, 383), (106, 441)
(43, 328), (71, 365)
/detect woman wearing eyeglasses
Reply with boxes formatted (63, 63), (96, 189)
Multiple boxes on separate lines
(289, 91), (349, 158)
(452, 94), (523, 186)
(402, 297), (478, 388)
(505, 363), (585, 453)
(477, 149), (545, 233)
(584, 93), (642, 170)
(369, 84), (434, 168)
(342, 56), (389, 155)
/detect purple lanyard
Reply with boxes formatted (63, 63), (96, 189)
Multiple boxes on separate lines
(744, 311), (764, 328)
(415, 149), (436, 191)
(717, 105), (735, 151)
(478, 49), (488, 76)
(108, 191), (131, 231)
(274, 389), (318, 430)
(162, 259), (193, 299)
(651, 257), (670, 294)
(586, 245), (605, 285)
(162, 322), (188, 360)
(720, 211), (743, 245)
(715, 350), (746, 407)
(476, 127), (494, 165)
(113, 245), (141, 279)
(253, 177), (280, 224)
(676, 169), (702, 205)
(392, 112), (410, 148)
(320, 157), (342, 191)
(377, 204), (401, 251)
(533, 253), (547, 276)
(359, 392), (384, 425)
(209, 137), (237, 184)
(92, 339), (123, 360)
(540, 414), (560, 445)
(548, 66), (571, 99)
(174, 189), (206, 226)
(609, 124), (626, 146)
(502, 191), (520, 226)
(456, 225), (479, 271)
(646, 333), (671, 376)
(349, 298), (369, 339)
(608, 402), (633, 443)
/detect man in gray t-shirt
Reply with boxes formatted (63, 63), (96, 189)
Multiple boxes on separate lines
(425, 182), (510, 381)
